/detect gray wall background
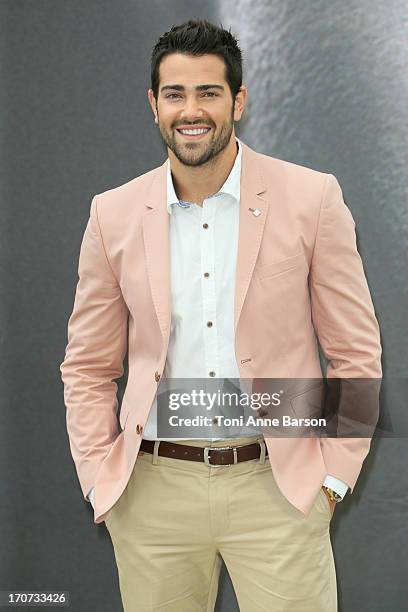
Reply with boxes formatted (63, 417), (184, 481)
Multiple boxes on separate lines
(1, 1), (407, 610)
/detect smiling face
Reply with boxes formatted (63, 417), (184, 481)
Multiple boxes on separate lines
(148, 53), (246, 167)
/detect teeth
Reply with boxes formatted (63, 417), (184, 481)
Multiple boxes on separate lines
(179, 128), (210, 135)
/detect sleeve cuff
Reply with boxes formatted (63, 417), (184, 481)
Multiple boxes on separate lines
(323, 475), (349, 500)
(88, 487), (95, 508)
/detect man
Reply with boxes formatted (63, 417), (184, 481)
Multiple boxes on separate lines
(60, 18), (382, 612)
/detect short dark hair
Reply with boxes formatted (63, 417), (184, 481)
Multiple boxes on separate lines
(150, 18), (243, 101)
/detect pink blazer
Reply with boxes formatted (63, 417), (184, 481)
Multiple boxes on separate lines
(60, 140), (382, 524)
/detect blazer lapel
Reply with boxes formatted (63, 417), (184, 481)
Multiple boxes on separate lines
(234, 142), (269, 333)
(141, 141), (271, 346)
(142, 161), (171, 341)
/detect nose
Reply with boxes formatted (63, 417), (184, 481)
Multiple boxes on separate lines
(179, 96), (204, 121)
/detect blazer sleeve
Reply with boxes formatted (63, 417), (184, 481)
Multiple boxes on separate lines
(59, 195), (128, 501)
(309, 173), (382, 493)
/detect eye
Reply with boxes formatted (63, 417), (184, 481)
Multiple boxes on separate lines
(165, 92), (219, 99)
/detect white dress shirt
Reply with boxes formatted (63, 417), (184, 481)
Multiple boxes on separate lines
(87, 137), (348, 507)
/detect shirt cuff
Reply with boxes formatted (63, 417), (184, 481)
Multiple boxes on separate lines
(323, 475), (349, 500)
(88, 487), (95, 508)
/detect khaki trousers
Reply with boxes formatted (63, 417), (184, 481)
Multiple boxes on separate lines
(105, 435), (337, 612)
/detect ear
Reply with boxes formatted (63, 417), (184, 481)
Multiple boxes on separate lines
(233, 86), (248, 122)
(147, 89), (159, 124)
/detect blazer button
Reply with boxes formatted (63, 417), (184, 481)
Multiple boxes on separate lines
(155, 371), (161, 382)
(136, 424), (143, 435)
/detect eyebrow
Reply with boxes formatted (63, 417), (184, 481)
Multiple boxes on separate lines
(160, 84), (225, 93)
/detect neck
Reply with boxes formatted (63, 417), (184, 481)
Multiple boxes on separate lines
(169, 135), (238, 207)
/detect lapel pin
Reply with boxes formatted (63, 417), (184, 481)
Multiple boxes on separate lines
(249, 207), (261, 217)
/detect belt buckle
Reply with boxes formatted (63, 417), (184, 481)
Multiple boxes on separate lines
(203, 446), (238, 467)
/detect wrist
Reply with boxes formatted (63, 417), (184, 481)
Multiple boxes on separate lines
(322, 485), (343, 503)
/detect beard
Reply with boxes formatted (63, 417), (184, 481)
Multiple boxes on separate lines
(157, 108), (235, 167)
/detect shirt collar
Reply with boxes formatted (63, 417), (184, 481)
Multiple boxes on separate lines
(166, 137), (242, 214)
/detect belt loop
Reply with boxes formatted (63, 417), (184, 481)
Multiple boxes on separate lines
(152, 440), (161, 465)
(257, 437), (266, 464)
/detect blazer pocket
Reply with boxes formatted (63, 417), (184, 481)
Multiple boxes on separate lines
(290, 382), (325, 419)
(256, 252), (304, 280)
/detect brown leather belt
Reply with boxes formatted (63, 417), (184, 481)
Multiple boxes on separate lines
(140, 439), (268, 466)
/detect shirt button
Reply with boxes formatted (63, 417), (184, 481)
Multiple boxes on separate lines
(212, 417), (219, 425)
(203, 223), (209, 229)
(204, 272), (210, 278)
(207, 321), (213, 327)
(209, 371), (216, 377)
(155, 371), (161, 382)
(136, 424), (143, 435)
